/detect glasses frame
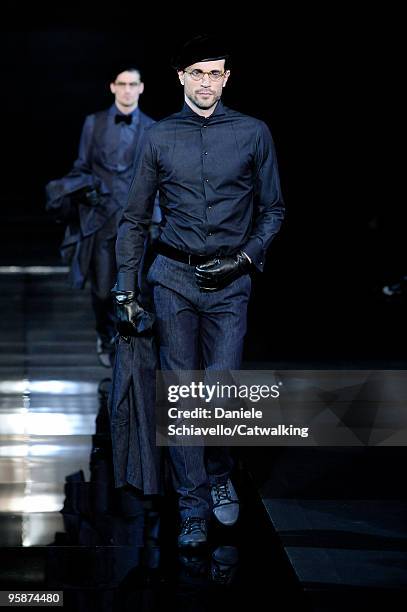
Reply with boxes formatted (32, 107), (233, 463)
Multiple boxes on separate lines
(183, 69), (227, 82)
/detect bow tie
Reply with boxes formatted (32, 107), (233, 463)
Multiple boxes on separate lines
(115, 114), (132, 125)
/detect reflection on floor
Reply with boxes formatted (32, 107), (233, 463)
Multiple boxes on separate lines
(242, 444), (407, 611)
(4, 269), (405, 611)
(0, 270), (307, 612)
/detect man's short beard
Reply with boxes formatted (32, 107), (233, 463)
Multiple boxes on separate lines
(188, 92), (221, 110)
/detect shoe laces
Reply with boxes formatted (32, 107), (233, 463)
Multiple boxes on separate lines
(213, 482), (231, 504)
(181, 517), (206, 535)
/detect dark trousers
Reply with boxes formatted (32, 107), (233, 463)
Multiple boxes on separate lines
(147, 254), (251, 520)
(88, 215), (118, 346)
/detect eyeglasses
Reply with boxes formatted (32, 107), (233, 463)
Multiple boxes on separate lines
(183, 69), (226, 82)
(114, 81), (141, 88)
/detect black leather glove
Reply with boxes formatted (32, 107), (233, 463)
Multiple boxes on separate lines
(112, 290), (155, 338)
(195, 251), (251, 292)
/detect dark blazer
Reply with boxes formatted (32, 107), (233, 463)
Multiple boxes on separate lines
(45, 107), (156, 288)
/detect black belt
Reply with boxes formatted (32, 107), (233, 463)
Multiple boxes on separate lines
(155, 242), (217, 266)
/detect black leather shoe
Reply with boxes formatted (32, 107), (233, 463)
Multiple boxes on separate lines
(178, 517), (208, 548)
(211, 479), (239, 526)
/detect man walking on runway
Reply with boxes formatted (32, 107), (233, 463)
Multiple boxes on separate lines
(113, 34), (285, 547)
(47, 65), (158, 367)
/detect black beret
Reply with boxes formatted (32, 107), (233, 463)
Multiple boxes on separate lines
(171, 34), (230, 71)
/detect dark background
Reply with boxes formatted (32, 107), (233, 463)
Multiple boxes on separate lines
(0, 8), (404, 365)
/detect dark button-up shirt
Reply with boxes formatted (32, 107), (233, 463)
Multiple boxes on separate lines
(116, 101), (284, 291)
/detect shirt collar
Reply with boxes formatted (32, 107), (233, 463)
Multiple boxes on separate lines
(180, 100), (226, 121)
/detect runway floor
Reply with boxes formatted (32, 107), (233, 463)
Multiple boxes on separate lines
(0, 269), (308, 611)
(1, 268), (406, 611)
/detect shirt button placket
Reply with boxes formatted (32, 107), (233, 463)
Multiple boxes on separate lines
(202, 124), (211, 229)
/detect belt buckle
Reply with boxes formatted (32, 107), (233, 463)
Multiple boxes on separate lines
(188, 253), (192, 265)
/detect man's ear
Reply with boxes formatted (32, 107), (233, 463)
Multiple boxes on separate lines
(222, 70), (231, 88)
(177, 70), (185, 86)
(110, 82), (116, 95)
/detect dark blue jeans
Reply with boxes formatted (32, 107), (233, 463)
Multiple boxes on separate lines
(147, 254), (251, 520)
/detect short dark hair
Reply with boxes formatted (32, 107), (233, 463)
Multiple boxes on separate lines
(109, 65), (142, 84)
